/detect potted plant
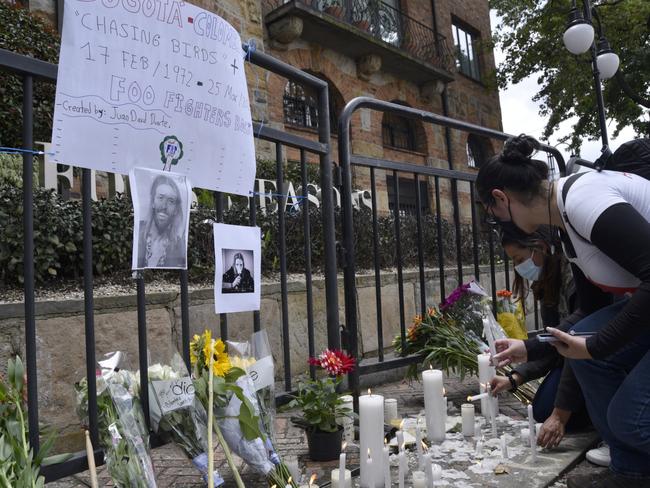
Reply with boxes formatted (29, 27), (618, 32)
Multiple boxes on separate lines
(286, 349), (356, 461)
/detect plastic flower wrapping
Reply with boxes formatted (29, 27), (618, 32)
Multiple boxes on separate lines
(495, 289), (528, 340)
(147, 354), (224, 486)
(190, 329), (296, 487)
(74, 351), (158, 487)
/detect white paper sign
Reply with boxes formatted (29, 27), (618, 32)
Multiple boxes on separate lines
(150, 377), (195, 415)
(130, 167), (192, 269)
(247, 355), (274, 391)
(213, 223), (261, 313)
(51, 0), (256, 195)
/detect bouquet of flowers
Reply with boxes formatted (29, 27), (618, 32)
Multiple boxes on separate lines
(190, 330), (295, 488)
(147, 356), (224, 486)
(495, 289), (528, 340)
(75, 352), (157, 487)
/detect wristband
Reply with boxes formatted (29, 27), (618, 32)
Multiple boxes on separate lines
(505, 371), (518, 393)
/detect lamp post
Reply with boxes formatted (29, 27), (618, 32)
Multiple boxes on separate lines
(562, 0), (620, 155)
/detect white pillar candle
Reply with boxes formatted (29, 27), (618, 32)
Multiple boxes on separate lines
(384, 398), (398, 423)
(415, 423), (424, 470)
(467, 392), (489, 402)
(487, 383), (497, 438)
(500, 434), (508, 459)
(339, 395), (355, 444)
(528, 403), (537, 463)
(477, 354), (491, 416)
(423, 454), (433, 488)
(383, 444), (391, 488)
(482, 317), (497, 358)
(396, 430), (404, 449)
(338, 450), (346, 488)
(461, 403), (475, 437)
(398, 448), (406, 488)
(422, 369), (445, 443)
(359, 391), (384, 487)
(431, 464), (442, 481)
(475, 437), (484, 456)
(330, 469), (351, 488)
(474, 421), (481, 438)
(412, 471), (426, 488)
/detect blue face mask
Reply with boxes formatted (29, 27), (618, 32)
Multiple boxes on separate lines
(515, 251), (542, 282)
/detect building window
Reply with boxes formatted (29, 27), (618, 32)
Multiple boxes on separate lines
(386, 175), (430, 216)
(282, 75), (343, 133)
(452, 21), (480, 81)
(382, 113), (416, 151)
(467, 134), (491, 168)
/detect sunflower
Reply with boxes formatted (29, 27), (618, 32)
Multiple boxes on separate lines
(203, 332), (232, 377)
(189, 334), (201, 365)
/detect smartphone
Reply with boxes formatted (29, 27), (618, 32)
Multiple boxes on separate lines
(537, 331), (594, 343)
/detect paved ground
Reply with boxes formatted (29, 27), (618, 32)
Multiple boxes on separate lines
(48, 372), (600, 487)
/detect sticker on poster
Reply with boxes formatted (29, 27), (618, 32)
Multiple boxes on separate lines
(130, 167), (192, 270)
(213, 223), (261, 313)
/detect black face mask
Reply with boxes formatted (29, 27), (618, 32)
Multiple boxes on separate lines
(486, 199), (533, 237)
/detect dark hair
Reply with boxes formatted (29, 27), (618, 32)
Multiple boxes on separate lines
(150, 174), (181, 208)
(501, 225), (561, 309)
(233, 252), (245, 266)
(476, 134), (549, 205)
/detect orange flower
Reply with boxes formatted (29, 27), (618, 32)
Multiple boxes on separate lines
(496, 289), (512, 298)
(427, 307), (437, 317)
(413, 314), (423, 326)
(407, 324), (420, 342)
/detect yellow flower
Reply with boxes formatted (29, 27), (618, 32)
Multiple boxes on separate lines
(189, 334), (201, 365)
(202, 333), (232, 377)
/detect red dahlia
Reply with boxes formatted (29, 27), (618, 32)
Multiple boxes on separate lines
(308, 349), (356, 376)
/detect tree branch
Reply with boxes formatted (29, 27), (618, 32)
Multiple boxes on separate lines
(615, 70), (650, 109)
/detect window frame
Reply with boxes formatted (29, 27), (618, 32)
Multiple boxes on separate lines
(451, 19), (481, 82)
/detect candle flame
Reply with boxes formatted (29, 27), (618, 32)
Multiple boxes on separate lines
(443, 388), (447, 396)
(368, 388), (372, 395)
(421, 440), (428, 450)
(288, 477), (292, 484)
(429, 364), (433, 370)
(467, 395), (472, 402)
(271, 485), (277, 488)
(367, 448), (371, 458)
(399, 419), (405, 430)
(309, 474), (317, 485)
(384, 438), (388, 446)
(400, 442), (405, 451)
(342, 442), (347, 451)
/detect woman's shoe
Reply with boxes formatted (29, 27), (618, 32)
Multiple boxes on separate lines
(586, 443), (611, 467)
(567, 470), (650, 488)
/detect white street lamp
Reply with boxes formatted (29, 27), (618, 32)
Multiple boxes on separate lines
(562, 8), (594, 55)
(596, 38), (620, 80)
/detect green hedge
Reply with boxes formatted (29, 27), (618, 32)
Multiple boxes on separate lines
(0, 178), (497, 286)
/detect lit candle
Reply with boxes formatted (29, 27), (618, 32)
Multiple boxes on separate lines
(474, 420), (481, 438)
(487, 383), (497, 438)
(396, 425), (404, 450)
(482, 317), (497, 358)
(415, 422), (424, 470)
(285, 476), (293, 488)
(330, 469), (351, 488)
(398, 444), (406, 488)
(461, 403), (475, 437)
(412, 471), (426, 488)
(500, 434), (508, 459)
(423, 453), (432, 488)
(339, 443), (346, 488)
(422, 368), (445, 443)
(475, 437), (484, 456)
(528, 403), (537, 463)
(467, 392), (489, 402)
(359, 390), (384, 487)
(477, 354), (491, 416)
(383, 441), (391, 488)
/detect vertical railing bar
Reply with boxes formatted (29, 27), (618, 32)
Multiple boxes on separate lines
(534, 297), (540, 330)
(136, 274), (150, 429)
(503, 250), (510, 291)
(249, 187), (261, 334)
(392, 171), (406, 355)
(487, 230), (497, 315)
(300, 149), (316, 378)
(81, 169), (99, 446)
(22, 74), (39, 452)
(180, 269), (190, 371)
(414, 173), (426, 316)
(469, 184), (480, 281)
(276, 144), (292, 391)
(370, 167), (384, 362)
(451, 179), (463, 285)
(434, 176), (445, 301)
(215, 191), (228, 341)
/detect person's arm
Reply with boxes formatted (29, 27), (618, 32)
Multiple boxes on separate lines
(524, 264), (611, 361)
(512, 354), (558, 383)
(585, 203), (650, 358)
(553, 361), (585, 412)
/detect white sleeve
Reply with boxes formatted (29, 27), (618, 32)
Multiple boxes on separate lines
(564, 173), (627, 240)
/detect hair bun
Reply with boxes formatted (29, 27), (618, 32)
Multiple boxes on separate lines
(502, 134), (540, 164)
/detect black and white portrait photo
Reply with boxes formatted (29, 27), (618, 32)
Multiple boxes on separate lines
(221, 249), (255, 293)
(130, 167), (192, 270)
(214, 224), (261, 313)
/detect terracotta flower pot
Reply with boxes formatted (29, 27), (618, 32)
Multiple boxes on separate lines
(306, 427), (343, 461)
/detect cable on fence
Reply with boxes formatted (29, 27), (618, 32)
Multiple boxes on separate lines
(0, 146), (54, 156)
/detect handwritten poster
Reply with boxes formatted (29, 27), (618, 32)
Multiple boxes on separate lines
(51, 0), (256, 195)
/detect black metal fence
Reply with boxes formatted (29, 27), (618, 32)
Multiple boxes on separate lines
(336, 97), (566, 401)
(0, 45), (340, 481)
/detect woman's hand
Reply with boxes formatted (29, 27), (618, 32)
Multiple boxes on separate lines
(537, 408), (570, 448)
(490, 372), (523, 395)
(492, 339), (527, 367)
(546, 328), (592, 359)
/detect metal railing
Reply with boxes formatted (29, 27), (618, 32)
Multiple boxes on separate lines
(263, 0), (455, 71)
(337, 97), (566, 403)
(0, 45), (340, 481)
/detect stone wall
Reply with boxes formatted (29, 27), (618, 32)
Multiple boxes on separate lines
(0, 265), (529, 450)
